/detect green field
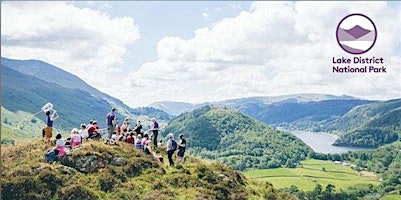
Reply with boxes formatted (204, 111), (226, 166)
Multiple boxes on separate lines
(1, 106), (45, 143)
(244, 159), (380, 191)
(380, 194), (401, 200)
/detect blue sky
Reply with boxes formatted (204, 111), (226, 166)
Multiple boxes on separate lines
(2, 1), (400, 107)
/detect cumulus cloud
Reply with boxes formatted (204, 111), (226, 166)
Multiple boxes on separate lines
(1, 1), (140, 92)
(124, 1), (400, 107)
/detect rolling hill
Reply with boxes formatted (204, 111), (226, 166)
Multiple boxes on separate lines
(321, 99), (401, 148)
(163, 105), (313, 170)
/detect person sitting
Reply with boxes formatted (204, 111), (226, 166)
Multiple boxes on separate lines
(126, 132), (134, 144)
(70, 128), (82, 148)
(119, 128), (128, 142)
(135, 134), (143, 151)
(78, 124), (89, 140)
(55, 133), (66, 157)
(157, 139), (163, 148)
(87, 121), (101, 139)
(141, 133), (149, 147)
(143, 141), (164, 164)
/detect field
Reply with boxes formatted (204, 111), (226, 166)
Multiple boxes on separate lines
(243, 159), (380, 191)
(1, 106), (46, 143)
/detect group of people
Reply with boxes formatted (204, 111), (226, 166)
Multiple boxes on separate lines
(44, 108), (187, 167)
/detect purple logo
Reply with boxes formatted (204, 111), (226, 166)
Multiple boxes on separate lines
(336, 14), (377, 55)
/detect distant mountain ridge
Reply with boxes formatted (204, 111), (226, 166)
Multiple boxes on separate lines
(150, 94), (373, 129)
(1, 57), (170, 136)
(1, 57), (135, 118)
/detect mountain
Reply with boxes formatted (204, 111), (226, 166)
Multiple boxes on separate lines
(148, 101), (200, 116)
(1, 57), (170, 138)
(1, 140), (295, 200)
(150, 94), (373, 129)
(321, 99), (401, 148)
(163, 105), (313, 170)
(1, 57), (136, 118)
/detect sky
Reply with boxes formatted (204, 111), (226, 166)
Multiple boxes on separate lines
(2, 1), (401, 108)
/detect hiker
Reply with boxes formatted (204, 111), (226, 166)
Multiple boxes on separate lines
(177, 134), (187, 163)
(151, 118), (159, 148)
(166, 133), (177, 166)
(42, 126), (46, 142)
(106, 108), (117, 139)
(78, 124), (89, 140)
(158, 139), (163, 147)
(122, 118), (130, 132)
(55, 133), (66, 157)
(87, 121), (101, 139)
(133, 120), (142, 136)
(70, 128), (82, 148)
(142, 133), (149, 147)
(110, 132), (118, 145)
(126, 132), (134, 144)
(119, 128), (128, 142)
(44, 110), (59, 143)
(135, 134), (143, 150)
(144, 141), (164, 164)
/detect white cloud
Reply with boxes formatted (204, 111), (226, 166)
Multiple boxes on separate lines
(202, 12), (209, 18)
(1, 1), (140, 92)
(123, 1), (400, 107)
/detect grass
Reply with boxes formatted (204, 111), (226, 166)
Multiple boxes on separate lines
(243, 159), (380, 191)
(380, 194), (401, 200)
(1, 139), (295, 200)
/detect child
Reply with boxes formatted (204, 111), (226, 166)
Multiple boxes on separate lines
(55, 133), (66, 157)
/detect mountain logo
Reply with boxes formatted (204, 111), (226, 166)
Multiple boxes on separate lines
(336, 13), (377, 55)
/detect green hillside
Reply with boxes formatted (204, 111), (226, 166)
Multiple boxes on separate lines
(1, 140), (295, 200)
(1, 58), (171, 139)
(323, 99), (401, 148)
(163, 106), (313, 170)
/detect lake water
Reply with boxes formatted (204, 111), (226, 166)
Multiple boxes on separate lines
(290, 131), (372, 154)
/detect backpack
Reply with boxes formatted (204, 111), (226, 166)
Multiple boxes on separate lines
(44, 149), (59, 163)
(171, 139), (177, 151)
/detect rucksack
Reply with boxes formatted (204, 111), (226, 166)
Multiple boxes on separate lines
(44, 149), (59, 163)
(171, 139), (177, 151)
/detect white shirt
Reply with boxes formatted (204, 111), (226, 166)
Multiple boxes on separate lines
(78, 129), (89, 139)
(56, 138), (65, 146)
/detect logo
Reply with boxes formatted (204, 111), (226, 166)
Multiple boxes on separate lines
(336, 13), (377, 55)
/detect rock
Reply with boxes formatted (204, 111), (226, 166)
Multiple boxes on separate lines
(111, 157), (127, 166)
(30, 166), (46, 175)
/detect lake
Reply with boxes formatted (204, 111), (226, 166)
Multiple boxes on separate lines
(290, 131), (372, 154)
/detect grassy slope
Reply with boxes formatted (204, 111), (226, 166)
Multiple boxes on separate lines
(243, 159), (380, 191)
(1, 106), (45, 142)
(1, 139), (295, 200)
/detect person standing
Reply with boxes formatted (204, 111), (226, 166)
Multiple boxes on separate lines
(106, 108), (117, 139)
(166, 133), (176, 167)
(177, 134), (187, 163)
(151, 118), (159, 148)
(44, 110), (59, 143)
(133, 120), (142, 136)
